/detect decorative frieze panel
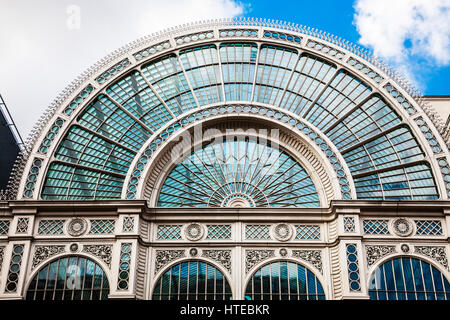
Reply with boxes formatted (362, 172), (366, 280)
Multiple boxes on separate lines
(245, 225), (271, 240)
(414, 220), (443, 236)
(37, 220), (65, 235)
(0, 220), (10, 235)
(202, 250), (232, 274)
(122, 217), (135, 233)
(88, 219), (116, 234)
(363, 220), (390, 235)
(365, 245), (396, 267)
(154, 250), (185, 274)
(32, 245), (65, 270)
(16, 218), (29, 234)
(82, 244), (113, 268)
(291, 250), (323, 274)
(245, 249), (275, 273)
(157, 225), (182, 240)
(343, 217), (355, 233)
(295, 225), (320, 240)
(414, 246), (449, 270)
(206, 225), (231, 240)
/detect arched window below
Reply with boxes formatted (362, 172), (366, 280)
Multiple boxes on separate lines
(26, 256), (110, 300)
(152, 260), (232, 300)
(245, 261), (325, 300)
(369, 257), (450, 300)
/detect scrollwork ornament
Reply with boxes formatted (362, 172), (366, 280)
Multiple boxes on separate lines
(32, 245), (65, 269)
(202, 250), (232, 274)
(245, 249), (275, 273)
(414, 246), (449, 270)
(292, 250), (323, 274)
(82, 244), (113, 268)
(155, 250), (185, 274)
(365, 245), (396, 266)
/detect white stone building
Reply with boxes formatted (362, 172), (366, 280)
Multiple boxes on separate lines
(0, 18), (449, 300)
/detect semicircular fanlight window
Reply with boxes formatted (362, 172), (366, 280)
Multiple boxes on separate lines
(157, 138), (320, 207)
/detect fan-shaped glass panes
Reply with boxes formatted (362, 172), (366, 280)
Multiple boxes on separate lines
(39, 40), (440, 201)
(369, 257), (450, 300)
(152, 261), (232, 300)
(245, 261), (325, 300)
(157, 138), (320, 207)
(26, 256), (110, 300)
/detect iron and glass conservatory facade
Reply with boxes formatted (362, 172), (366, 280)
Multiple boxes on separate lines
(0, 18), (450, 300)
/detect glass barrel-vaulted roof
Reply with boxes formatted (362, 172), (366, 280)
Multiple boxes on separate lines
(22, 20), (446, 205)
(158, 138), (320, 207)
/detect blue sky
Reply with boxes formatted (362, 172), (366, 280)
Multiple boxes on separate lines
(0, 0), (449, 137)
(240, 0), (450, 96)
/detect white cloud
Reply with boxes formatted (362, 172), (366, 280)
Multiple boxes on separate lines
(0, 0), (244, 137)
(353, 0), (450, 88)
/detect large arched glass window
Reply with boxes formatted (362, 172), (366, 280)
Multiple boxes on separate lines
(369, 257), (450, 300)
(152, 260), (232, 300)
(245, 261), (325, 300)
(158, 138), (320, 208)
(26, 256), (110, 300)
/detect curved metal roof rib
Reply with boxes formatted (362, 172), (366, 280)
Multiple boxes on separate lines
(9, 18), (450, 206)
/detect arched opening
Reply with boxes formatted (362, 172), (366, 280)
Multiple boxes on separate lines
(369, 257), (450, 300)
(157, 137), (321, 207)
(245, 260), (325, 300)
(152, 260), (232, 300)
(26, 255), (110, 300)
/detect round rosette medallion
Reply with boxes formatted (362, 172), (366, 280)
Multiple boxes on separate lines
(273, 223), (293, 241)
(185, 223), (204, 241)
(67, 218), (87, 237)
(392, 218), (413, 237)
